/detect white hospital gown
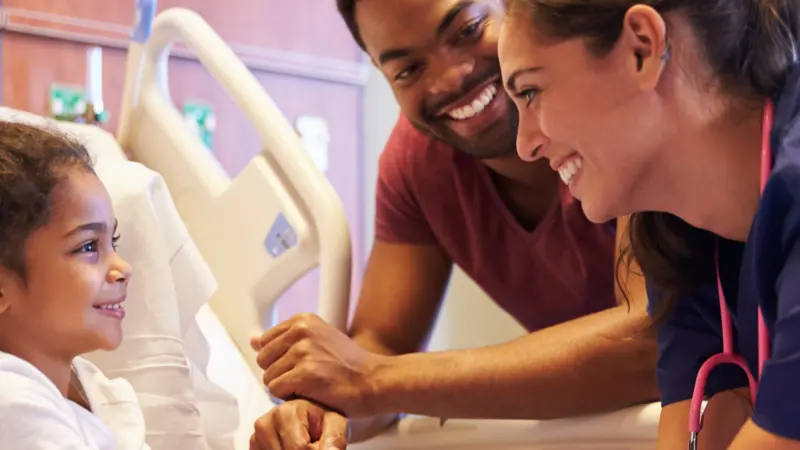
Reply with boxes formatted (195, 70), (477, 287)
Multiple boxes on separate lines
(0, 351), (150, 449)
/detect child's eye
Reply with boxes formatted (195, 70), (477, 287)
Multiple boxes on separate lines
(77, 240), (99, 254)
(112, 234), (121, 251)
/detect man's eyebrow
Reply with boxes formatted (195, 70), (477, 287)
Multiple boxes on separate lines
(506, 67), (544, 91)
(377, 0), (474, 65)
(436, 0), (473, 37)
(378, 48), (411, 65)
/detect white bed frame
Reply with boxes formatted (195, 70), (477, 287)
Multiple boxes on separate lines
(116, 8), (352, 379)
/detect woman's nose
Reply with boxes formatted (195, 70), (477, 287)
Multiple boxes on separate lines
(516, 122), (549, 162)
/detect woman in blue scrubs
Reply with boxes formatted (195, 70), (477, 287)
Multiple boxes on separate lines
(497, 1), (800, 448)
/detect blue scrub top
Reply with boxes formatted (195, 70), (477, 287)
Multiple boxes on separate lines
(650, 64), (800, 440)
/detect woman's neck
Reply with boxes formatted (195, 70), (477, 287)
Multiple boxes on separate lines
(642, 103), (765, 241)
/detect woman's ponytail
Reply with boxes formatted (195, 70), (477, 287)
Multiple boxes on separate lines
(744, 0), (800, 98)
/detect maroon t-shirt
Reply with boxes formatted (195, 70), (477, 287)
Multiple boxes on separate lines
(375, 116), (618, 331)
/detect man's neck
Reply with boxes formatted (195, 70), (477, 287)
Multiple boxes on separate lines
(481, 154), (561, 231)
(482, 153), (556, 188)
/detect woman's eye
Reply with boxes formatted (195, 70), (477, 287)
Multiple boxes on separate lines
(520, 89), (540, 105)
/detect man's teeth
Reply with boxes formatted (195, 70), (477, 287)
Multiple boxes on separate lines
(96, 303), (122, 310)
(447, 84), (497, 120)
(558, 158), (583, 185)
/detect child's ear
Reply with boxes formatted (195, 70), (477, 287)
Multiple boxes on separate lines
(0, 271), (13, 316)
(0, 289), (8, 316)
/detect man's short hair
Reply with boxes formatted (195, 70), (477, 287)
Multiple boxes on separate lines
(336, 0), (365, 51)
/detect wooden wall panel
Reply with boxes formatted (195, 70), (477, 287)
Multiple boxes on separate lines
(5, 0), (362, 62)
(1, 18), (364, 322)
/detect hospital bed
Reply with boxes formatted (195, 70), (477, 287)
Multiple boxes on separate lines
(0, 5), (661, 450)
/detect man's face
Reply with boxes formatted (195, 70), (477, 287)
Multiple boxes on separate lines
(356, 0), (517, 159)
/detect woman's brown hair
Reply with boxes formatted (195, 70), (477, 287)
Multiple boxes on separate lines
(505, 0), (800, 319)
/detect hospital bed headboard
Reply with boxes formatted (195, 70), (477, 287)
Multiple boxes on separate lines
(116, 8), (352, 378)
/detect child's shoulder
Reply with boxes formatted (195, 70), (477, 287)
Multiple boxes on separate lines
(71, 356), (139, 405)
(0, 351), (64, 404)
(0, 352), (105, 447)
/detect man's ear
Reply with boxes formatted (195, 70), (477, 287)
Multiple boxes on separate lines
(620, 4), (669, 90)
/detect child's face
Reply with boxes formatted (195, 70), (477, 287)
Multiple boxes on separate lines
(0, 169), (131, 361)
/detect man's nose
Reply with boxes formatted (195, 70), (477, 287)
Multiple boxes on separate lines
(427, 53), (475, 97)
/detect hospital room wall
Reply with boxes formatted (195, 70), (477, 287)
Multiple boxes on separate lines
(363, 66), (525, 350)
(0, 0), (367, 322)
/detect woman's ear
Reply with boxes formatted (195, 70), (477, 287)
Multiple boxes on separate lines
(621, 5), (669, 90)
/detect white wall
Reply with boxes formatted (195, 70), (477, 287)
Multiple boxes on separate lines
(362, 66), (525, 351)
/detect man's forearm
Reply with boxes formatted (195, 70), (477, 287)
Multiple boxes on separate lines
(368, 304), (659, 420)
(343, 331), (408, 441)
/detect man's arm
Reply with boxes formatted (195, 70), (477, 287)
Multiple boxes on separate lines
(368, 299), (657, 419)
(345, 240), (453, 441)
(259, 218), (660, 422)
(348, 241), (453, 356)
(363, 217), (659, 419)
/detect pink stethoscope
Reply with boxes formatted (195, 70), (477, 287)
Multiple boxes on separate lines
(687, 99), (775, 449)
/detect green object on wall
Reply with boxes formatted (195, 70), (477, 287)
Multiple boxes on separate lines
(182, 101), (216, 150)
(48, 84), (109, 123)
(49, 84), (85, 119)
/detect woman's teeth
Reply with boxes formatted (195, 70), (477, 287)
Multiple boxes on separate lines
(558, 157), (583, 185)
(447, 84), (497, 120)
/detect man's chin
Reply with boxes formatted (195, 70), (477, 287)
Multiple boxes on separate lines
(442, 127), (517, 159)
(409, 118), (515, 159)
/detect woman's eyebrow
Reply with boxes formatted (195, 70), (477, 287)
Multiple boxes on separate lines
(506, 67), (544, 91)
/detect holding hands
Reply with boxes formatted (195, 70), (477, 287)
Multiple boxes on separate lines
(250, 312), (389, 418)
(249, 399), (348, 450)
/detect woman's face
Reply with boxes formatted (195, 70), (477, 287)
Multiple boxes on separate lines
(0, 169), (132, 361)
(498, 7), (672, 223)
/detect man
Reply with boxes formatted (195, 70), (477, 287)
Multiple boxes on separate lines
(249, 1), (659, 448)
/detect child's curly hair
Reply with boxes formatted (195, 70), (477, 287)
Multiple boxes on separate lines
(0, 121), (94, 279)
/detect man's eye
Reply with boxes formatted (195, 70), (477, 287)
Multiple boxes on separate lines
(395, 63), (421, 81)
(460, 22), (481, 39)
(457, 17), (488, 42)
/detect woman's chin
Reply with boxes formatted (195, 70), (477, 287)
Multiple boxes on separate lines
(580, 196), (619, 224)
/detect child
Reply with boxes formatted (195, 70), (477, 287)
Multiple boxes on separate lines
(0, 121), (149, 449)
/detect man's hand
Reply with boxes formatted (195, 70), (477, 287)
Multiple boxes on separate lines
(249, 399), (348, 450)
(251, 313), (388, 418)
